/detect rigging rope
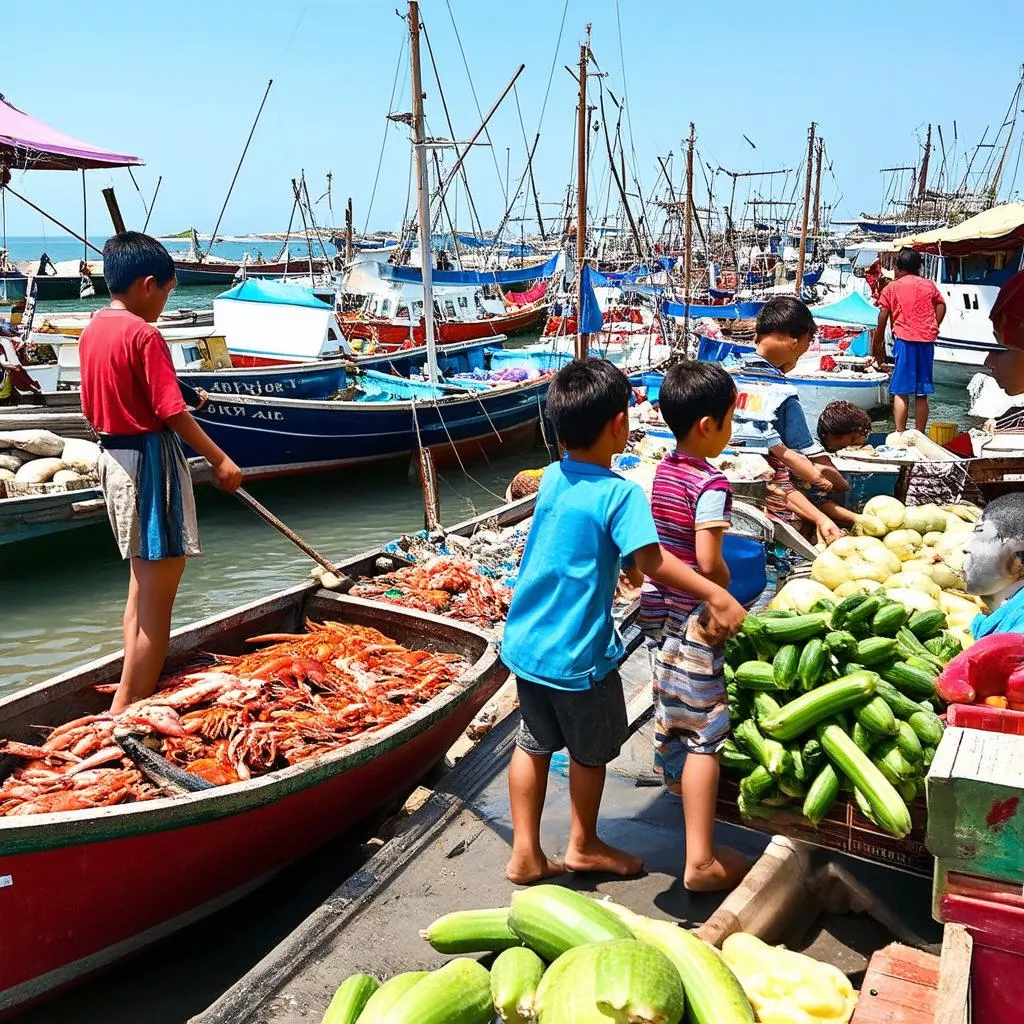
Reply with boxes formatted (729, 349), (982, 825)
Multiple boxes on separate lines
(364, 30), (408, 233)
(444, 0), (508, 208)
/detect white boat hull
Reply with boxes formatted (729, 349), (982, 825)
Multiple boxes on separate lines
(933, 334), (996, 387)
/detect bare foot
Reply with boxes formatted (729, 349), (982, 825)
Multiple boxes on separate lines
(506, 851), (565, 885)
(683, 845), (751, 892)
(565, 839), (644, 877)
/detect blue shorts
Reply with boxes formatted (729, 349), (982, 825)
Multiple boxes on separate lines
(890, 339), (935, 397)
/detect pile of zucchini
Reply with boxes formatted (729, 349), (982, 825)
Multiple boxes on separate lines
(321, 884), (758, 1024)
(723, 592), (959, 839)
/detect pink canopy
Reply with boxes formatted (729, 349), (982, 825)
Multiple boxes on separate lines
(0, 93), (142, 172)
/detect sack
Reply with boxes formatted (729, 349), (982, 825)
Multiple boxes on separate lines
(14, 457), (66, 484)
(0, 450), (28, 473)
(60, 437), (100, 473)
(0, 429), (65, 458)
(51, 469), (88, 486)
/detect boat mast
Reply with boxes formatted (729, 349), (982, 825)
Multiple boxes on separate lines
(684, 122), (695, 339)
(575, 25), (590, 360)
(988, 67), (1024, 206)
(811, 137), (823, 261)
(918, 124), (932, 206)
(408, 0), (440, 382)
(795, 122), (815, 295)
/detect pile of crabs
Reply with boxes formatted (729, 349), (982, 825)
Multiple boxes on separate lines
(0, 621), (467, 817)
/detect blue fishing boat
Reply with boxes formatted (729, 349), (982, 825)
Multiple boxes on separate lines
(189, 367), (550, 479)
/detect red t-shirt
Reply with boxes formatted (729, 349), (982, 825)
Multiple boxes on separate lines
(877, 274), (944, 342)
(79, 307), (186, 434)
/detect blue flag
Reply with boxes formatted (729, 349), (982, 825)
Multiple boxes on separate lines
(579, 263), (604, 335)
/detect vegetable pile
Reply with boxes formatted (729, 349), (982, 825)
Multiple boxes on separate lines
(772, 498), (985, 651)
(723, 591), (960, 839)
(321, 884), (856, 1024)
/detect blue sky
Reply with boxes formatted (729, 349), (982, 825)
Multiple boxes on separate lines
(8, 0), (1024, 241)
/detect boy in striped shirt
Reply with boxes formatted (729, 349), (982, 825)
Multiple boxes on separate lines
(640, 361), (751, 891)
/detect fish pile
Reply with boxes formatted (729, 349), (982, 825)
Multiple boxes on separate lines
(0, 621), (467, 817)
(350, 556), (513, 629)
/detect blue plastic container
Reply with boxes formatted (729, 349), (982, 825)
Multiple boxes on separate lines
(723, 532), (768, 606)
(641, 372), (664, 403)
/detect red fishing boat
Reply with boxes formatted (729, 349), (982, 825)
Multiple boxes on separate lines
(0, 572), (509, 1017)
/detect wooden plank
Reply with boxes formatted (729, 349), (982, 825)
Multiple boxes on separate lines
(934, 924), (972, 1024)
(852, 944), (941, 1024)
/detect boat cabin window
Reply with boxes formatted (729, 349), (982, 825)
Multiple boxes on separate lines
(942, 251), (1021, 288)
(412, 301), (424, 320)
(458, 295), (469, 309)
(327, 327), (338, 341)
(381, 299), (391, 316)
(397, 303), (409, 320)
(444, 299), (457, 318)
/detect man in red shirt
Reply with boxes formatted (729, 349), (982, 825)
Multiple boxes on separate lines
(80, 232), (242, 713)
(872, 248), (946, 432)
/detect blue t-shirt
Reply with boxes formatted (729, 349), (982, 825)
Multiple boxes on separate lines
(502, 457), (660, 690)
(734, 353), (824, 456)
(972, 585), (1024, 640)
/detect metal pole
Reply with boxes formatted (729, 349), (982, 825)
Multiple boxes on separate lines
(811, 137), (823, 261)
(795, 122), (815, 295)
(575, 26), (589, 361)
(409, 1), (440, 382)
(3, 185), (102, 255)
(142, 176), (162, 234)
(684, 122), (695, 341)
(344, 197), (353, 265)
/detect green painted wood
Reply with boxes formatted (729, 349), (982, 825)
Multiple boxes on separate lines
(926, 726), (1024, 886)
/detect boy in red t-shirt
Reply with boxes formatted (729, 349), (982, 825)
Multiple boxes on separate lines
(873, 248), (946, 432)
(80, 232), (242, 713)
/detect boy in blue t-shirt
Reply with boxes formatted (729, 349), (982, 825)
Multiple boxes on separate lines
(501, 358), (746, 885)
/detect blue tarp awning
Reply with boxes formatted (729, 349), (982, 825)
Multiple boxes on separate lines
(662, 300), (764, 320)
(215, 279), (332, 309)
(377, 250), (560, 287)
(811, 291), (881, 327)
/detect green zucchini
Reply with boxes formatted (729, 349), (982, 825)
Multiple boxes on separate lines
(853, 695), (899, 737)
(896, 627), (944, 671)
(851, 721), (875, 753)
(759, 672), (879, 742)
(375, 959), (492, 1024)
(490, 947), (545, 1024)
(855, 637), (899, 666)
(819, 723), (912, 838)
(739, 765), (775, 805)
(421, 908), (521, 954)
(753, 692), (782, 728)
(872, 603), (910, 637)
(872, 738), (917, 785)
(801, 737), (823, 775)
(743, 612), (831, 644)
(832, 593), (867, 629)
(875, 678), (931, 719)
(734, 660), (792, 691)
(773, 644), (800, 688)
(322, 974), (380, 1024)
(845, 594), (883, 628)
(359, 973), (430, 1022)
(923, 745), (937, 768)
(908, 709), (944, 746)
(777, 771), (808, 799)
(823, 630), (859, 662)
(797, 638), (827, 691)
(809, 598), (837, 614)
(594, 939), (686, 1024)
(906, 655), (940, 679)
(908, 609), (947, 641)
(787, 746), (807, 783)
(720, 740), (757, 775)
(803, 764), (840, 825)
(895, 719), (924, 764)
(898, 779), (920, 804)
(508, 885), (631, 961)
(725, 633), (756, 668)
(733, 718), (791, 777)
(880, 662), (938, 700)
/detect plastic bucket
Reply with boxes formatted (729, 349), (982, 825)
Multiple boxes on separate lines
(723, 532), (767, 606)
(929, 422), (957, 445)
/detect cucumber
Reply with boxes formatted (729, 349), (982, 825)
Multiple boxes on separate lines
(508, 885), (631, 961)
(832, 593), (867, 629)
(797, 638), (827, 691)
(734, 660), (791, 691)
(733, 718), (791, 777)
(743, 612), (831, 644)
(908, 709), (944, 746)
(895, 719), (924, 765)
(875, 679), (931, 719)
(823, 630), (859, 662)
(720, 740), (757, 775)
(759, 672), (879, 742)
(851, 721), (875, 753)
(853, 695), (899, 737)
(753, 692), (782, 728)
(359, 973), (430, 1022)
(491, 947), (545, 1024)
(772, 645), (800, 688)
(880, 662), (938, 700)
(421, 908), (520, 954)
(908, 609), (947, 641)
(803, 764), (840, 825)
(375, 959), (492, 1024)
(872, 603), (910, 637)
(322, 974), (380, 1024)
(594, 939), (686, 1024)
(855, 637), (899, 666)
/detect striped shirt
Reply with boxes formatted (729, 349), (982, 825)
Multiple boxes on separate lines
(639, 451), (732, 638)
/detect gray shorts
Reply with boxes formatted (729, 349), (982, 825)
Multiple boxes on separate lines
(515, 670), (628, 768)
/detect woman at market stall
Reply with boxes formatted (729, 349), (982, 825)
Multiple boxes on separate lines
(985, 270), (1024, 394)
(964, 493), (1024, 638)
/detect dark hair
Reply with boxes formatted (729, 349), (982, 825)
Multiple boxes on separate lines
(896, 247), (922, 274)
(102, 231), (175, 294)
(817, 400), (872, 446)
(980, 494), (1024, 542)
(659, 361), (737, 439)
(755, 294), (816, 340)
(545, 357), (631, 449)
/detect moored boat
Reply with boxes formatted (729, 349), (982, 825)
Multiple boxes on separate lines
(0, 586), (507, 1018)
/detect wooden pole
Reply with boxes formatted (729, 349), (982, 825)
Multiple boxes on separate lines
(918, 124), (932, 203)
(574, 26), (590, 360)
(409, 0), (440, 382)
(684, 122), (695, 340)
(344, 197), (353, 264)
(101, 186), (126, 235)
(526, 132), (546, 240)
(811, 137), (824, 261)
(795, 122), (815, 295)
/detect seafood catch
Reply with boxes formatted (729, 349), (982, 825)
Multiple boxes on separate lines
(350, 555), (513, 628)
(0, 621), (468, 816)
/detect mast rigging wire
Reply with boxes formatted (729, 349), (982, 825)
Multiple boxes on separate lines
(364, 29), (408, 233)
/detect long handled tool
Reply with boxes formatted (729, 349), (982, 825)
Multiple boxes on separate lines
(234, 487), (353, 592)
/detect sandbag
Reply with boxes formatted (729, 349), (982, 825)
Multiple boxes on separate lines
(60, 437), (100, 474)
(0, 467), (14, 483)
(14, 457), (66, 484)
(0, 450), (28, 473)
(0, 429), (65, 458)
(51, 469), (88, 486)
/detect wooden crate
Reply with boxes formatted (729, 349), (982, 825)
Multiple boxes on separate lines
(926, 727), (1024, 886)
(716, 777), (932, 876)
